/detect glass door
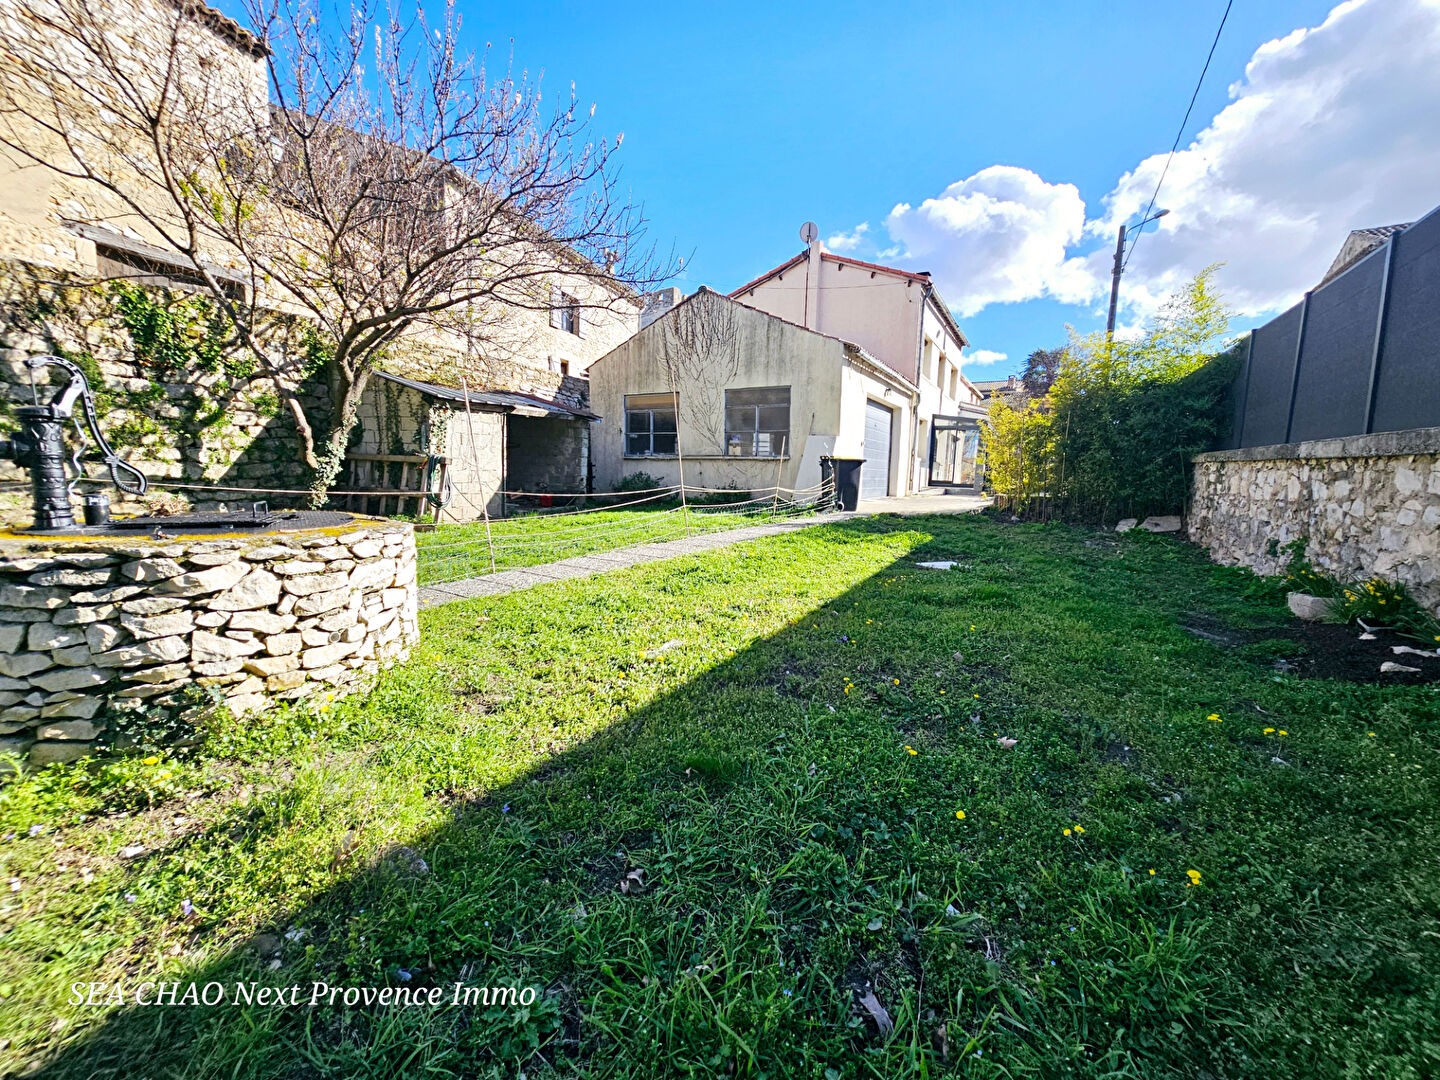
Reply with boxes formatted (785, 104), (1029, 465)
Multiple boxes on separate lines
(930, 417), (984, 491)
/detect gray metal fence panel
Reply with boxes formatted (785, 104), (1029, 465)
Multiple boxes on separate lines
(1287, 248), (1385, 442)
(1370, 211), (1440, 435)
(1239, 302), (1303, 448)
(1224, 206), (1440, 449)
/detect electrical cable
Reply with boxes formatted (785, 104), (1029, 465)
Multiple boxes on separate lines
(1123, 0), (1233, 273)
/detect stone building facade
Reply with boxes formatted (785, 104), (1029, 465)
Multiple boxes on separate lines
(0, 0), (641, 524)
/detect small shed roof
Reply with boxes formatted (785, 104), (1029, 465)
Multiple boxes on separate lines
(373, 371), (598, 420)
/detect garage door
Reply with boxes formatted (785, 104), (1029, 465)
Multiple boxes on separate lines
(862, 400), (893, 500)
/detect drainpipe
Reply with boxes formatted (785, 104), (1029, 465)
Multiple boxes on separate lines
(909, 283), (933, 495)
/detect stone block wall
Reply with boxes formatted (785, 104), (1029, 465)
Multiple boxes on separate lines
(0, 519), (418, 765)
(0, 268), (328, 517)
(1189, 427), (1440, 616)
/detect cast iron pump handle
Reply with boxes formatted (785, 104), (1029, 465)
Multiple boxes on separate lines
(1, 354), (148, 531)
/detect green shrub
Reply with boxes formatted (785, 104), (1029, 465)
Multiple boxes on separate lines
(615, 471), (664, 493)
(982, 267), (1237, 524)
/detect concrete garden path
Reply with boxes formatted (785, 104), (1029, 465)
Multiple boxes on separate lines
(418, 492), (989, 609)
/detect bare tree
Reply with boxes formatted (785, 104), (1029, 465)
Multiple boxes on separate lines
(652, 289), (742, 452)
(0, 0), (672, 501)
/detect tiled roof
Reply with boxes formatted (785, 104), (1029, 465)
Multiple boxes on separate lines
(727, 248), (970, 349)
(170, 0), (269, 58)
(1320, 222), (1413, 285)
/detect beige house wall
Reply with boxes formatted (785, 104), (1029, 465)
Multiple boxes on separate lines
(0, 0), (639, 523)
(589, 289), (913, 497)
(0, 0), (269, 274)
(733, 240), (981, 494)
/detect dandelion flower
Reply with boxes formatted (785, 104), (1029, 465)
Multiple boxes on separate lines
(1264, 727), (1275, 734)
(142, 756), (160, 766)
(1148, 868), (1156, 876)
(939, 689), (946, 695)
(969, 625), (976, 631)
(1063, 828), (1072, 837)
(1207, 713), (1221, 722)
(904, 745), (918, 756)
(1185, 869), (1202, 887)
(1277, 730), (1288, 736)
(893, 678), (900, 685)
(1367, 731), (1376, 737)
(1074, 826), (1085, 835)
(955, 810), (966, 820)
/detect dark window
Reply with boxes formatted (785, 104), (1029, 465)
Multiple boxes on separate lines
(556, 293), (581, 335)
(724, 386), (790, 457)
(624, 393), (677, 456)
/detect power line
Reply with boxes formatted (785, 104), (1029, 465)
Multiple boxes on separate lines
(1123, 0), (1234, 273)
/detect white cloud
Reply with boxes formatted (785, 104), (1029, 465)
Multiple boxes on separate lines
(1092, 0), (1440, 319)
(966, 349), (1008, 365)
(825, 222), (869, 252)
(821, 0), (1440, 325)
(882, 166), (1098, 317)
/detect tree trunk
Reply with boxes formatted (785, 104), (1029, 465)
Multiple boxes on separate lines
(308, 370), (371, 509)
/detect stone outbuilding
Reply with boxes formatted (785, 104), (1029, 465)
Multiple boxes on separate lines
(345, 372), (600, 520)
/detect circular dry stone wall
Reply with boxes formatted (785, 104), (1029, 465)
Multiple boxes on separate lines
(0, 519), (417, 766)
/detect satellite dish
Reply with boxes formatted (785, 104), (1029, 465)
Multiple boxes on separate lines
(800, 221), (819, 244)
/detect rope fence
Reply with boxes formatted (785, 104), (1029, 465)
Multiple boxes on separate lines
(414, 479), (836, 585)
(0, 471), (836, 586)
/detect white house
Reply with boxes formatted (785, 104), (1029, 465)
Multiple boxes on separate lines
(730, 233), (987, 496)
(588, 287), (920, 500)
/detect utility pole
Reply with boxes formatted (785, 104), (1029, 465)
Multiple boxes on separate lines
(1105, 209), (1168, 338)
(1106, 224), (1127, 338)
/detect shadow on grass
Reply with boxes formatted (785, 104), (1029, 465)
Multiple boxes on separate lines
(21, 518), (1003, 1077)
(19, 515), (1434, 1077)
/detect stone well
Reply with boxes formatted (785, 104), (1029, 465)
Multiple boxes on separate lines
(0, 519), (418, 765)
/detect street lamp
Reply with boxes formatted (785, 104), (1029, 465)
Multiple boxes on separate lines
(1106, 208), (1170, 336)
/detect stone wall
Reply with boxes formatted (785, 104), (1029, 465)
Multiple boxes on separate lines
(506, 416), (588, 495)
(1189, 426), (1440, 616)
(0, 269), (328, 518)
(0, 519), (417, 765)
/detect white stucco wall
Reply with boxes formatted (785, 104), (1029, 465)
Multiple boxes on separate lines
(734, 241), (980, 493)
(589, 289), (911, 498)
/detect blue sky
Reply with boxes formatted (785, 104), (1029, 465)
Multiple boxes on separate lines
(224, 0), (1440, 379)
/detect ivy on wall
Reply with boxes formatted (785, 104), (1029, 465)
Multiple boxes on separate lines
(0, 264), (326, 503)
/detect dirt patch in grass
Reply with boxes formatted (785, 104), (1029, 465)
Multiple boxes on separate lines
(1181, 612), (1250, 647)
(1186, 612), (1440, 685)
(1262, 624), (1440, 685)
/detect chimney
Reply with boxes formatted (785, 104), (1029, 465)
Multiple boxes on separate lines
(640, 287), (683, 329)
(804, 232), (823, 330)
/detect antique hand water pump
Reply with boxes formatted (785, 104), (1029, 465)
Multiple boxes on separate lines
(0, 355), (148, 532)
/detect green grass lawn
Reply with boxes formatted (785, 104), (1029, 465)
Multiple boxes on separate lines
(416, 503), (803, 585)
(1, 515), (1436, 1078)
